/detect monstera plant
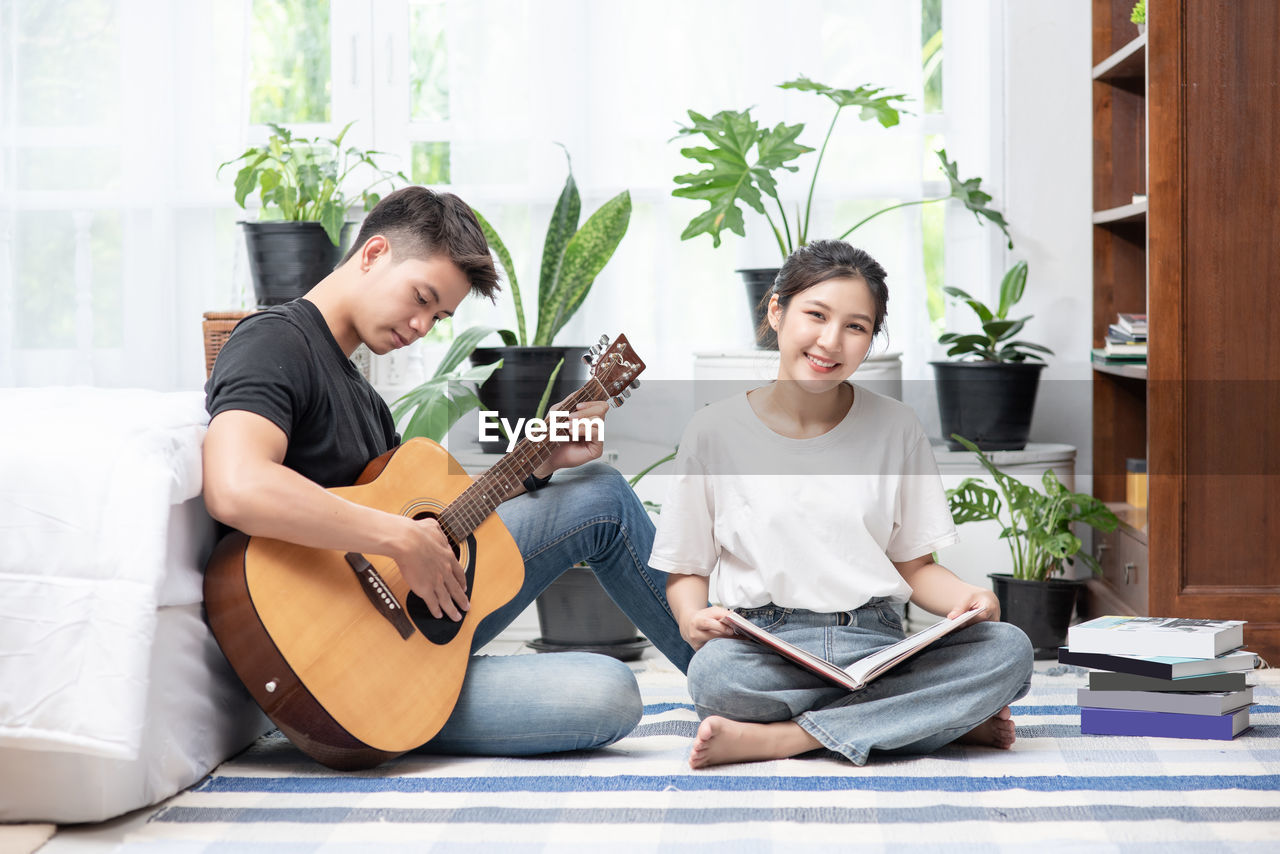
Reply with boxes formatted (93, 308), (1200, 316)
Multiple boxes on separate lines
(671, 77), (1012, 259)
(670, 77), (1011, 346)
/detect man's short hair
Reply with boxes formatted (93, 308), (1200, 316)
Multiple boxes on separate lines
(341, 186), (500, 301)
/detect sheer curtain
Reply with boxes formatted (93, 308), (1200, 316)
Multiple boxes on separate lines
(1, 0), (997, 391)
(0, 0), (255, 389)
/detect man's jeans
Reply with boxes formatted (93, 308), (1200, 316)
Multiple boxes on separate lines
(686, 599), (1034, 764)
(420, 462), (692, 756)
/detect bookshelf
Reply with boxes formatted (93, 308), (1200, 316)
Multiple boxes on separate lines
(1085, 0), (1280, 664)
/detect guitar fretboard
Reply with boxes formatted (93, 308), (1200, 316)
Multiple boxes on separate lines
(436, 381), (604, 544)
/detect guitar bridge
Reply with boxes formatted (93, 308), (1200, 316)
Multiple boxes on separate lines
(344, 552), (416, 640)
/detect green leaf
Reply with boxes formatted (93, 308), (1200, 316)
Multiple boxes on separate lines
(1004, 340), (1054, 355)
(318, 201), (345, 246)
(432, 324), (499, 377)
(942, 285), (976, 301)
(534, 358), (565, 420)
(536, 190), (631, 346)
(778, 77), (910, 128)
(672, 108), (811, 247)
(983, 318), (1025, 342)
(391, 355), (504, 443)
(472, 209), (526, 345)
(539, 149), (582, 311)
(935, 149), (1013, 249)
(946, 478), (1003, 525)
(998, 260), (1028, 317)
(233, 165), (260, 209)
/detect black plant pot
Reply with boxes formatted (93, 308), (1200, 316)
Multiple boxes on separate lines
(931, 361), (1046, 451)
(989, 573), (1082, 659)
(469, 345), (590, 454)
(528, 566), (651, 661)
(241, 221), (352, 308)
(736, 268), (779, 349)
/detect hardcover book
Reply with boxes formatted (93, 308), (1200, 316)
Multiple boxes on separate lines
(1067, 616), (1245, 659)
(1079, 706), (1251, 740)
(1057, 647), (1259, 679)
(719, 605), (987, 693)
(1087, 670), (1250, 693)
(1077, 686), (1253, 716)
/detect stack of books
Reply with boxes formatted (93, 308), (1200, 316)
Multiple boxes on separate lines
(1096, 312), (1147, 362)
(1059, 616), (1258, 740)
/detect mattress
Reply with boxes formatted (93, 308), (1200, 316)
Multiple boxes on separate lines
(0, 601), (269, 824)
(0, 388), (270, 823)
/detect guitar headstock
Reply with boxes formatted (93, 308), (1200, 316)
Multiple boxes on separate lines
(583, 333), (645, 407)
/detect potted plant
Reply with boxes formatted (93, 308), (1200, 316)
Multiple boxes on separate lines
(1131, 0), (1146, 36)
(931, 260), (1052, 451)
(530, 448), (676, 660)
(946, 434), (1120, 657)
(468, 148), (632, 453)
(670, 77), (1012, 346)
(218, 121), (407, 307)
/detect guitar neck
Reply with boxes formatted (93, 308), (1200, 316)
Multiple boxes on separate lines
(436, 380), (605, 544)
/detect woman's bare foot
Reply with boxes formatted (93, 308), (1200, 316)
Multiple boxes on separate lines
(689, 717), (821, 769)
(957, 706), (1016, 749)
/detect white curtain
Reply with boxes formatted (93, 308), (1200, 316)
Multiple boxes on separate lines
(1, 0), (997, 390)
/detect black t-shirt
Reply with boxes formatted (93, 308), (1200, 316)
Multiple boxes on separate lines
(204, 299), (398, 488)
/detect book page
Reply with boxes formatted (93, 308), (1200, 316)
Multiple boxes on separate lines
(843, 606), (987, 686)
(720, 605), (987, 692)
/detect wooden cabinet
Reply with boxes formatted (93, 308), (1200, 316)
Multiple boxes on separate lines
(1088, 0), (1280, 664)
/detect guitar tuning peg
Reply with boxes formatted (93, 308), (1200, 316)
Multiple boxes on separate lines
(580, 353), (594, 366)
(629, 379), (641, 390)
(621, 388), (631, 399)
(598, 334), (609, 347)
(610, 395), (624, 407)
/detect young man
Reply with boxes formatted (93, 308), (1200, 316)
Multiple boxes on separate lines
(203, 187), (692, 756)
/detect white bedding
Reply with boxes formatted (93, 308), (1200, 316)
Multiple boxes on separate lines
(0, 387), (269, 822)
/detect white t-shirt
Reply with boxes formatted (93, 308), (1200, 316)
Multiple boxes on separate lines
(648, 384), (958, 611)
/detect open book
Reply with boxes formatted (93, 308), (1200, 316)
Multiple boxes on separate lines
(719, 605), (988, 692)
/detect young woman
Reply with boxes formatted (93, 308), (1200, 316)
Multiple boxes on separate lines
(650, 240), (1033, 768)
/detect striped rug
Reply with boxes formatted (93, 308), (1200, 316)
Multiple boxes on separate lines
(123, 660), (1280, 852)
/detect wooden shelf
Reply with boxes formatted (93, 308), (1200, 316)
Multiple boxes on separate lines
(1105, 502), (1148, 545)
(1093, 32), (1146, 82)
(1091, 357), (1147, 380)
(1092, 200), (1147, 225)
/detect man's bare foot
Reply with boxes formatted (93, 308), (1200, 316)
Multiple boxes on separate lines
(957, 706), (1016, 749)
(689, 717), (821, 769)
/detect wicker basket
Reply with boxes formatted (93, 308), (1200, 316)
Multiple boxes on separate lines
(202, 310), (256, 378)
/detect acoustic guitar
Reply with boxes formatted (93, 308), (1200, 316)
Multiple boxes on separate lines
(203, 334), (645, 769)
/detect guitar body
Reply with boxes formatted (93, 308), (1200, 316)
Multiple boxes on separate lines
(204, 438), (524, 770)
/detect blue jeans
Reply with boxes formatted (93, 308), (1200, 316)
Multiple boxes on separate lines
(419, 462), (693, 756)
(686, 600), (1033, 765)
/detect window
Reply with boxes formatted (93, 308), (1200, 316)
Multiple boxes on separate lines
(1, 0), (1002, 388)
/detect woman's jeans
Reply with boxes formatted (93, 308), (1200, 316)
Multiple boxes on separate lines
(419, 462), (693, 756)
(686, 599), (1034, 765)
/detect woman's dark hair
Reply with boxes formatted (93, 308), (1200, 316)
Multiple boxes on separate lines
(340, 186), (501, 301)
(757, 239), (889, 341)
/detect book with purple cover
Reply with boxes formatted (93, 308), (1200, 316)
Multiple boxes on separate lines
(719, 605), (987, 692)
(1079, 706), (1251, 740)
